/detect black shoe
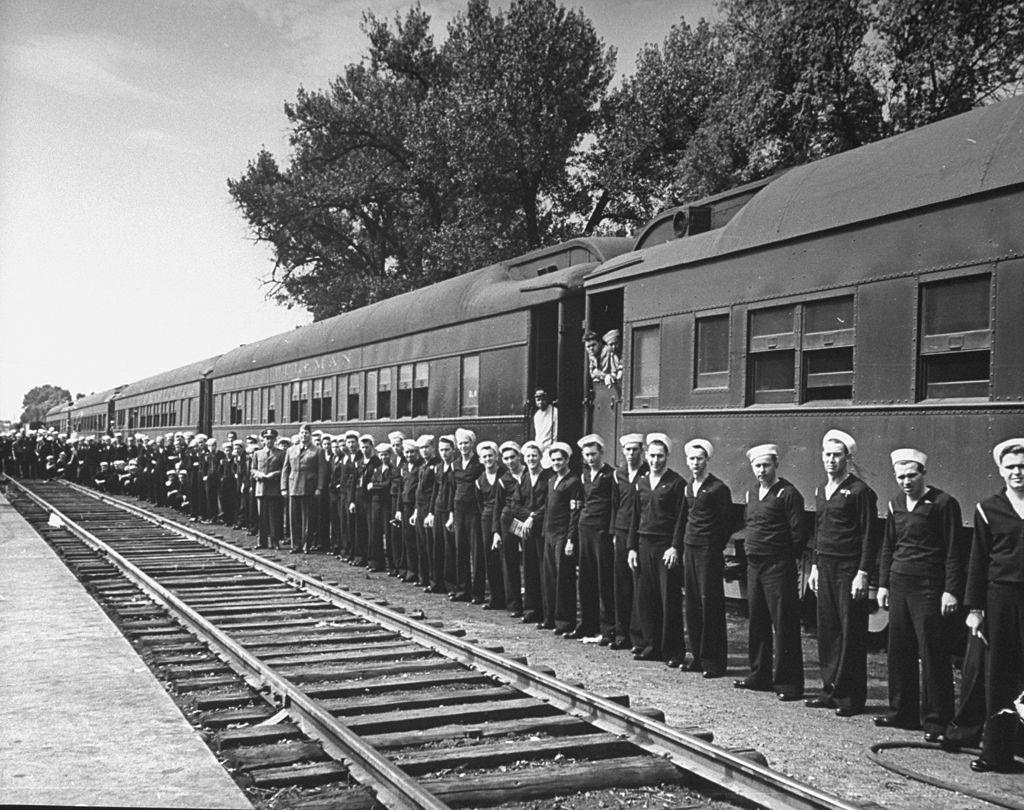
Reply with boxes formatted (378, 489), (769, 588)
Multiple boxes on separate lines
(633, 646), (657, 661)
(666, 658), (683, 668)
(702, 669), (726, 679)
(522, 613), (539, 624)
(685, 660), (703, 673)
(873, 714), (917, 729)
(923, 731), (942, 743)
(471, 597), (486, 605)
(835, 706), (860, 717)
(733, 679), (769, 691)
(631, 645), (645, 656)
(564, 628), (585, 640)
(609, 640), (630, 650)
(970, 758), (999, 773)
(510, 611), (523, 618)
(599, 636), (613, 646)
(482, 603), (499, 610)
(552, 627), (567, 636)
(777, 692), (803, 702)
(805, 697), (833, 709)
(537, 622), (555, 631)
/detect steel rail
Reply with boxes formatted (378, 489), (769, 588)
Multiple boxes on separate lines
(5, 476), (447, 810)
(32, 478), (872, 810)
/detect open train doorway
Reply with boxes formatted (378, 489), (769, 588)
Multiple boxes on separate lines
(585, 288), (623, 459)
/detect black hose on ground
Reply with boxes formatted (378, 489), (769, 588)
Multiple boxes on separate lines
(867, 741), (1024, 810)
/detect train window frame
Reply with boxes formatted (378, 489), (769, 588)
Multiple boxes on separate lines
(377, 367), (392, 419)
(746, 296), (855, 405)
(461, 354), (480, 417)
(631, 324), (661, 409)
(397, 363), (414, 418)
(347, 374), (361, 420)
(365, 371), (378, 420)
(413, 362), (429, 418)
(694, 312), (730, 390)
(917, 273), (992, 400)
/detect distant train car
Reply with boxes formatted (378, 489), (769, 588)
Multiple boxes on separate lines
(112, 356), (220, 439)
(44, 402), (71, 434)
(207, 238), (633, 443)
(68, 387), (122, 435)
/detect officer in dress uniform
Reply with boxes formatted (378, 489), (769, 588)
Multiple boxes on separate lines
(494, 441), (526, 617)
(964, 438), (1024, 772)
(572, 433), (616, 643)
(682, 439), (732, 678)
(806, 429), (878, 717)
(253, 429), (285, 549)
(516, 440), (552, 625)
(627, 433), (688, 666)
(541, 441), (582, 635)
(734, 443), (805, 701)
(612, 433), (647, 652)
(875, 448), (965, 739)
(281, 423), (329, 553)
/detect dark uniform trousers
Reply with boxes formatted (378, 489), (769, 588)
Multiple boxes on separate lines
(414, 513), (433, 585)
(542, 533), (577, 631)
(289, 496), (317, 551)
(887, 571), (957, 732)
(522, 523), (544, 620)
(449, 502), (478, 599)
(258, 496), (284, 548)
(746, 554), (804, 696)
(500, 519), (523, 614)
(816, 555), (869, 709)
(578, 525), (615, 638)
(683, 544), (727, 672)
(432, 510), (451, 592)
(636, 535), (685, 660)
(983, 582), (1024, 757)
(613, 531), (643, 648)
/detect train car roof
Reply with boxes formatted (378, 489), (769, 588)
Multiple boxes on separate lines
(587, 94), (1024, 288)
(212, 237), (633, 379)
(70, 386), (122, 412)
(115, 355), (221, 399)
(45, 402), (72, 417)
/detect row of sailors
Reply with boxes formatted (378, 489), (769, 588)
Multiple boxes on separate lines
(14, 424), (1023, 773)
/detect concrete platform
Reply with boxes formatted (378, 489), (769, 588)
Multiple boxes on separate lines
(0, 492), (251, 809)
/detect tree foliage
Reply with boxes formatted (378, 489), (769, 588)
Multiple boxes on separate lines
(20, 384), (71, 425)
(232, 0), (1022, 317)
(229, 0), (613, 320)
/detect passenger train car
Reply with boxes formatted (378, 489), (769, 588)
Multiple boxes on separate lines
(65, 95), (1023, 553)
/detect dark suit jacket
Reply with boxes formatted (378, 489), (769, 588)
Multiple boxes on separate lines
(253, 446), (285, 498)
(281, 444), (328, 496)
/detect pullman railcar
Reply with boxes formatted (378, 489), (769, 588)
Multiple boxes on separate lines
(112, 356), (220, 439)
(68, 387), (122, 435)
(207, 238), (633, 444)
(44, 403), (71, 435)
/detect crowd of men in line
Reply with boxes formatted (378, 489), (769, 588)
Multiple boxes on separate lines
(3, 423), (1021, 773)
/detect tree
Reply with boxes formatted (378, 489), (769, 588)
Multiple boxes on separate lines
(229, 0), (614, 320)
(874, 0), (1024, 131)
(20, 385), (71, 425)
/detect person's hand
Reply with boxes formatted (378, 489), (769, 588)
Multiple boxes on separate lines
(876, 587), (889, 610)
(807, 564), (818, 595)
(851, 570), (868, 600)
(941, 591), (959, 616)
(662, 547), (679, 569)
(627, 549), (638, 571)
(966, 609), (984, 637)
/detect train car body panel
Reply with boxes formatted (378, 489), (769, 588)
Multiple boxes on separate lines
(113, 356), (220, 437)
(68, 387), (122, 435)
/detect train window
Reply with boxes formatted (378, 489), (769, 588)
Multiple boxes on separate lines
(397, 364), (414, 418)
(695, 315), (729, 389)
(414, 362), (429, 417)
(246, 390), (255, 424)
(802, 297), (854, 401)
(289, 383), (308, 423)
(312, 378), (323, 421)
(919, 275), (991, 399)
(461, 355), (480, 416)
(365, 371), (378, 419)
(266, 386), (277, 424)
(378, 368), (392, 419)
(631, 325), (660, 408)
(321, 377), (333, 422)
(347, 375), (361, 420)
(230, 393), (243, 425)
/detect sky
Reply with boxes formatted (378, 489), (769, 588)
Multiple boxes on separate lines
(0, 0), (717, 422)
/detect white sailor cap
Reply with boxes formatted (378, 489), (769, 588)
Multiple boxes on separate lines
(438, 434), (456, 447)
(684, 439), (713, 458)
(992, 438), (1024, 466)
(415, 434), (435, 448)
(619, 432), (644, 448)
(402, 439), (417, 451)
(521, 440), (542, 455)
(746, 443), (779, 462)
(359, 433), (375, 444)
(645, 432), (672, 454)
(476, 440), (498, 456)
(499, 440), (521, 455)
(388, 430), (406, 442)
(343, 429), (360, 440)
(823, 429), (856, 455)
(891, 448), (927, 468)
(454, 427), (476, 444)
(577, 433), (604, 450)
(375, 442), (392, 453)
(546, 441), (573, 460)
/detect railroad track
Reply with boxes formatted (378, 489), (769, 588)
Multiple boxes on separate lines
(4, 476), (874, 810)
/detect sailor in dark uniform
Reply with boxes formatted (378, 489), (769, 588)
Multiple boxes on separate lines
(612, 433), (647, 651)
(494, 441), (526, 616)
(627, 433), (687, 666)
(875, 448), (965, 739)
(734, 443), (805, 701)
(572, 433), (616, 643)
(806, 429), (878, 716)
(398, 438), (421, 581)
(682, 439), (732, 678)
(964, 438), (1024, 772)
(411, 434), (437, 588)
(448, 428), (483, 602)
(475, 440), (506, 609)
(516, 440), (551, 625)
(541, 441), (582, 634)
(428, 435), (456, 592)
